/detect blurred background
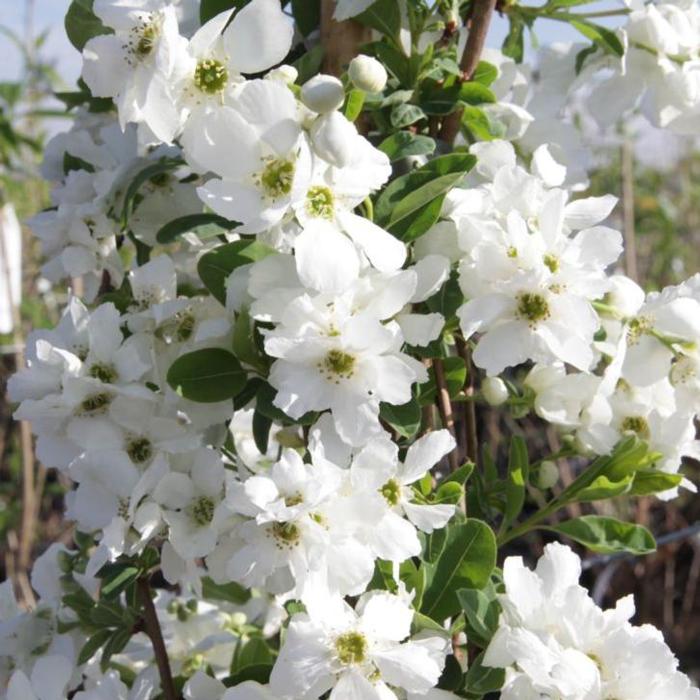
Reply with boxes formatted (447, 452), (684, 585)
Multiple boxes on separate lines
(0, 0), (698, 683)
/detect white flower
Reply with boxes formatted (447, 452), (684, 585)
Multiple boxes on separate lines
(484, 543), (700, 700)
(82, 0), (189, 141)
(184, 79), (313, 233)
(270, 592), (450, 700)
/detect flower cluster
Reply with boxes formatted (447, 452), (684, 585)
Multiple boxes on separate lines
(6, 0), (700, 697)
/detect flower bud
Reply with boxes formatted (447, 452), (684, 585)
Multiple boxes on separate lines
(301, 74), (345, 114)
(482, 377), (508, 406)
(266, 64), (298, 85)
(310, 112), (356, 167)
(348, 55), (388, 93)
(537, 460), (559, 489)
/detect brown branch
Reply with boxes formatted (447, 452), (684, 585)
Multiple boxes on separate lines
(456, 338), (478, 466)
(433, 358), (459, 472)
(137, 577), (178, 700)
(439, 0), (498, 144)
(320, 1), (372, 78)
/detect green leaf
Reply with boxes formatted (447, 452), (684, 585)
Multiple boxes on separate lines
(441, 462), (475, 487)
(378, 132), (436, 162)
(426, 271), (464, 320)
(502, 436), (529, 530)
(78, 629), (112, 665)
(464, 651), (505, 695)
(389, 172), (463, 226)
(420, 79), (495, 115)
(575, 43), (599, 74)
(355, 0), (400, 40)
(91, 601), (126, 627)
(101, 627), (132, 672)
(461, 104), (502, 141)
(472, 60), (498, 86)
(344, 89), (366, 122)
(548, 515), (656, 555)
(371, 42), (412, 85)
(292, 0), (320, 36)
(252, 410), (273, 454)
(167, 348), (246, 403)
(64, 151), (95, 174)
(502, 16), (525, 63)
(629, 469), (683, 496)
(457, 588), (500, 648)
(65, 0), (110, 51)
(202, 577), (251, 605)
(232, 309), (267, 373)
(421, 520), (497, 621)
(198, 239), (276, 304)
(200, 0), (248, 24)
(569, 19), (624, 57)
(100, 566), (139, 600)
(390, 103), (426, 128)
(380, 397), (421, 438)
(418, 357), (466, 405)
(233, 637), (274, 673)
(293, 44), (324, 85)
(121, 158), (183, 225)
(156, 213), (238, 244)
(576, 474), (633, 502)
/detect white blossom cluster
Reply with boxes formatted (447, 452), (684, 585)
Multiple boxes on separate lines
(5, 0), (700, 697)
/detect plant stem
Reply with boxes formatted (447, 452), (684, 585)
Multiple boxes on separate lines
(439, 0), (497, 143)
(137, 577), (178, 700)
(433, 358), (460, 472)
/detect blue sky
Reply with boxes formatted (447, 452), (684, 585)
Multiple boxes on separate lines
(0, 0), (621, 86)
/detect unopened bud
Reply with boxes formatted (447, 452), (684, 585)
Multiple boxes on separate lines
(537, 460), (559, 489)
(348, 55), (388, 93)
(266, 64), (298, 85)
(482, 377), (508, 406)
(301, 74), (345, 114)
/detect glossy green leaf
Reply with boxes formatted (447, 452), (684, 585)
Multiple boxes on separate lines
(200, 0), (248, 24)
(390, 103), (426, 128)
(156, 213), (238, 244)
(167, 348), (246, 403)
(569, 19), (624, 57)
(502, 436), (529, 530)
(120, 158), (183, 225)
(292, 0), (321, 36)
(202, 577), (251, 605)
(576, 474), (633, 502)
(198, 239), (275, 304)
(457, 588), (501, 648)
(380, 397), (421, 438)
(421, 519), (497, 621)
(355, 0), (400, 40)
(65, 0), (110, 51)
(464, 651), (506, 695)
(548, 515), (656, 555)
(379, 132), (436, 161)
(78, 629), (112, 665)
(629, 469), (683, 496)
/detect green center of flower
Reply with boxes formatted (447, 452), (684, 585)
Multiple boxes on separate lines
(627, 315), (653, 345)
(517, 292), (550, 324)
(88, 362), (118, 384)
(306, 185), (335, 219)
(284, 493), (304, 507)
(271, 521), (301, 546)
(543, 253), (559, 273)
(191, 496), (215, 526)
(260, 158), (295, 200)
(126, 17), (160, 62)
(335, 631), (368, 665)
(127, 437), (153, 464)
(194, 59), (229, 94)
(380, 478), (401, 506)
(176, 311), (196, 342)
(507, 246), (518, 259)
(621, 415), (650, 440)
(322, 350), (356, 380)
(79, 392), (113, 415)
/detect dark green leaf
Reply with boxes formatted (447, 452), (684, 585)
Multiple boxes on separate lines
(101, 627), (132, 672)
(156, 213), (238, 244)
(78, 629), (112, 665)
(65, 0), (110, 51)
(380, 397), (421, 438)
(378, 132), (436, 162)
(293, 45), (324, 84)
(390, 103), (426, 128)
(292, 0), (321, 36)
(502, 436), (529, 530)
(464, 651), (505, 695)
(91, 601), (126, 627)
(548, 515), (656, 555)
(422, 520), (497, 621)
(502, 16), (525, 63)
(200, 0), (248, 24)
(457, 588), (500, 648)
(418, 357), (466, 405)
(426, 271), (464, 319)
(121, 158), (183, 225)
(167, 348), (246, 403)
(64, 152), (95, 174)
(198, 239), (275, 304)
(355, 0), (400, 40)
(252, 410), (273, 454)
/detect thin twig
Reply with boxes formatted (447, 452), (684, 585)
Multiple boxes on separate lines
(433, 358), (459, 472)
(439, 0), (498, 143)
(456, 338), (478, 466)
(137, 577), (178, 700)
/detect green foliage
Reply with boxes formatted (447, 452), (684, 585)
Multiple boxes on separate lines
(548, 515), (656, 555)
(156, 213), (238, 244)
(167, 348), (247, 402)
(65, 0), (110, 51)
(380, 396), (422, 438)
